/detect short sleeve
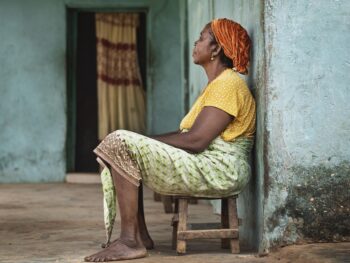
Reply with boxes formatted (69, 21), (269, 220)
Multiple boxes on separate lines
(203, 84), (241, 118)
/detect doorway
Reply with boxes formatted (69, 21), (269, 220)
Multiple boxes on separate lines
(66, 10), (147, 173)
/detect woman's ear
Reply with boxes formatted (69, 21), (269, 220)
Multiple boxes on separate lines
(212, 44), (222, 57)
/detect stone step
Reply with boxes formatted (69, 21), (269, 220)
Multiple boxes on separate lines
(65, 173), (101, 184)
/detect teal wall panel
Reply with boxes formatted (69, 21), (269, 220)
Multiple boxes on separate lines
(229, 0), (266, 252)
(0, 0), (67, 182)
(212, 0), (235, 18)
(226, 0), (266, 253)
(147, 0), (184, 134)
(187, 0), (213, 105)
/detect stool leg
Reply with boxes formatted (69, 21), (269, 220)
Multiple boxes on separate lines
(177, 199), (188, 254)
(161, 195), (173, 213)
(221, 198), (230, 249)
(188, 198), (198, 204)
(171, 198), (179, 250)
(153, 192), (161, 202)
(228, 198), (240, 253)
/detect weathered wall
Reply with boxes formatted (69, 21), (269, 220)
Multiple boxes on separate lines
(227, 0), (266, 252)
(144, 0), (185, 134)
(186, 0), (265, 250)
(0, 0), (67, 182)
(187, 0), (212, 105)
(263, 0), (350, 250)
(0, 0), (184, 182)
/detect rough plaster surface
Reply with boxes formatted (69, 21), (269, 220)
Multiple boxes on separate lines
(148, 0), (184, 134)
(0, 0), (66, 182)
(263, 0), (350, 249)
(229, 0), (266, 252)
(187, 0), (213, 105)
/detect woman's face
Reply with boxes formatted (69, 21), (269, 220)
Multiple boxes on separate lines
(192, 26), (215, 65)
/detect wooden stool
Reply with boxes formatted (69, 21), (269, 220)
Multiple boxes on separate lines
(171, 195), (240, 254)
(153, 193), (173, 213)
(153, 193), (198, 213)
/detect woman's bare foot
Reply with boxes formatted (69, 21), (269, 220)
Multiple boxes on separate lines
(105, 235), (154, 250)
(84, 239), (147, 262)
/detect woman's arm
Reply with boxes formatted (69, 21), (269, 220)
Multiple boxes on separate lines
(151, 106), (233, 153)
(150, 130), (180, 140)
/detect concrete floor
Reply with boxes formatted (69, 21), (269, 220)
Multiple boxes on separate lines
(0, 183), (349, 263)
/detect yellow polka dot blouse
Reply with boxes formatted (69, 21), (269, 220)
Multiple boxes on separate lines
(180, 69), (256, 141)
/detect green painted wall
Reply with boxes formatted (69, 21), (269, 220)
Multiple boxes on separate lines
(228, 0), (266, 252)
(0, 0), (184, 182)
(0, 0), (66, 182)
(262, 0), (350, 250)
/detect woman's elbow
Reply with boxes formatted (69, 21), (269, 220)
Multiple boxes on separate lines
(189, 139), (209, 153)
(183, 132), (210, 153)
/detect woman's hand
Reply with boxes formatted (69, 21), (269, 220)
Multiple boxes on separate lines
(150, 106), (233, 153)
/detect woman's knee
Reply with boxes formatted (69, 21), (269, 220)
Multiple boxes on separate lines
(104, 129), (129, 142)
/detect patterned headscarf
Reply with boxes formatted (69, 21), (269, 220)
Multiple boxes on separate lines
(211, 18), (251, 75)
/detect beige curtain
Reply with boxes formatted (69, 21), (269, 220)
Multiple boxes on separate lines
(96, 13), (146, 140)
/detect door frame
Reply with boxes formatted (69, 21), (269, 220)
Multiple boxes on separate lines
(65, 6), (150, 172)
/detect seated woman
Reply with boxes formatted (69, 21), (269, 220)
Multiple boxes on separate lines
(84, 18), (256, 262)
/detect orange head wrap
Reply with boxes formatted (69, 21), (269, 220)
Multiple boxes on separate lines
(211, 18), (251, 75)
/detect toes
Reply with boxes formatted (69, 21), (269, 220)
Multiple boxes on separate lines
(84, 255), (99, 262)
(85, 256), (97, 262)
(84, 239), (147, 262)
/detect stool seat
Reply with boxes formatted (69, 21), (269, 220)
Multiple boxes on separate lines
(171, 195), (240, 254)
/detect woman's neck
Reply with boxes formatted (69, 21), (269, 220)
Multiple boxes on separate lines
(203, 62), (228, 84)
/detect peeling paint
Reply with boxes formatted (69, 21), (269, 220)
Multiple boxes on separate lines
(285, 163), (350, 242)
(266, 162), (350, 247)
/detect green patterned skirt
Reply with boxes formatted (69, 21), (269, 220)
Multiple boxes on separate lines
(94, 129), (253, 197)
(94, 129), (253, 245)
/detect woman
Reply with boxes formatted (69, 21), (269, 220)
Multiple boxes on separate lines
(85, 18), (255, 262)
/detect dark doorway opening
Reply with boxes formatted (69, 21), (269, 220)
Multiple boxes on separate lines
(73, 11), (147, 173)
(75, 12), (98, 172)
